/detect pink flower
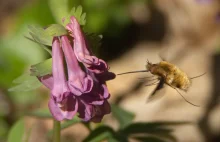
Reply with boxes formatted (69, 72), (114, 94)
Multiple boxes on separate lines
(38, 16), (115, 122)
(66, 16), (108, 74)
(61, 36), (93, 96)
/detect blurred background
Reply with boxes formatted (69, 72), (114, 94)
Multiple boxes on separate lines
(0, 0), (220, 142)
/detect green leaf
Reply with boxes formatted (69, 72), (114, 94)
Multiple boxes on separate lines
(28, 25), (53, 46)
(63, 5), (86, 26)
(61, 117), (81, 130)
(122, 121), (191, 135)
(24, 35), (52, 55)
(83, 126), (116, 142)
(44, 24), (68, 36)
(111, 104), (135, 129)
(26, 109), (52, 118)
(121, 121), (189, 142)
(8, 118), (25, 142)
(8, 74), (42, 92)
(47, 117), (81, 137)
(49, 0), (69, 24)
(30, 58), (52, 77)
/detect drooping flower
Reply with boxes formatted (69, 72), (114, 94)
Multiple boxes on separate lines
(60, 34), (112, 122)
(61, 36), (93, 96)
(77, 71), (112, 122)
(38, 16), (115, 122)
(66, 16), (108, 74)
(43, 37), (78, 121)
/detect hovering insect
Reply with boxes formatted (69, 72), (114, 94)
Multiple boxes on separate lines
(118, 60), (205, 107)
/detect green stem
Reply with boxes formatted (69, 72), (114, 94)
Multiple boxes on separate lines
(53, 119), (61, 142)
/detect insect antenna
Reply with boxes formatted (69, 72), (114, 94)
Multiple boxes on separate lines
(190, 72), (206, 80)
(174, 88), (200, 107)
(117, 70), (148, 75)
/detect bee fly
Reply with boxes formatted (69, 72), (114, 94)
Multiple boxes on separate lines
(118, 60), (206, 107)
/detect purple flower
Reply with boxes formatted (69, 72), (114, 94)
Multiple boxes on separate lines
(61, 36), (93, 96)
(66, 16), (108, 74)
(39, 37), (78, 121)
(38, 16), (115, 122)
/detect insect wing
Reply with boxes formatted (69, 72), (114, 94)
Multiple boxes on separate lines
(147, 78), (165, 102)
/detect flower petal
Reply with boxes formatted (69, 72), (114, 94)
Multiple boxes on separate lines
(37, 74), (53, 90)
(77, 99), (93, 121)
(91, 100), (111, 123)
(66, 16), (108, 73)
(48, 94), (78, 121)
(61, 36), (93, 96)
(51, 37), (69, 102)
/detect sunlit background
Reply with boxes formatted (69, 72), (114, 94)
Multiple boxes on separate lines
(0, 0), (220, 142)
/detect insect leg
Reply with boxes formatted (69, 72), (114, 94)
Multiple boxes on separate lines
(167, 84), (200, 107)
(190, 72), (206, 80)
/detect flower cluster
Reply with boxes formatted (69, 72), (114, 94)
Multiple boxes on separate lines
(38, 16), (115, 122)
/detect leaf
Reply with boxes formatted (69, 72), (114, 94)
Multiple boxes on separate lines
(122, 121), (191, 135)
(26, 109), (52, 118)
(30, 58), (52, 77)
(8, 118), (25, 142)
(133, 136), (166, 142)
(121, 121), (189, 142)
(8, 74), (42, 92)
(111, 104), (135, 129)
(61, 117), (81, 130)
(63, 5), (86, 26)
(24, 35), (52, 55)
(47, 117), (81, 137)
(44, 24), (68, 36)
(85, 33), (102, 54)
(28, 25), (53, 46)
(48, 0), (69, 24)
(83, 126), (116, 142)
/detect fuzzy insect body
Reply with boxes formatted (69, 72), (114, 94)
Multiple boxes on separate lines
(146, 61), (191, 92)
(117, 60), (205, 107)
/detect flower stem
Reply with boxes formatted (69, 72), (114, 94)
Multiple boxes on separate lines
(53, 119), (61, 142)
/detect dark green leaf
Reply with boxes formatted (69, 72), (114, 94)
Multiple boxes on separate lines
(111, 104), (135, 129)
(8, 118), (25, 142)
(26, 109), (52, 118)
(45, 24), (68, 36)
(133, 136), (166, 142)
(122, 121), (191, 135)
(83, 126), (116, 142)
(8, 74), (42, 92)
(155, 133), (177, 142)
(30, 58), (52, 77)
(85, 33), (102, 54)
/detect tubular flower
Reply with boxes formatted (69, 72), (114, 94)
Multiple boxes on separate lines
(48, 37), (78, 121)
(66, 16), (108, 74)
(38, 16), (115, 122)
(61, 36), (93, 96)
